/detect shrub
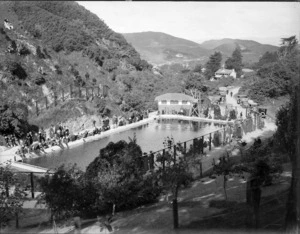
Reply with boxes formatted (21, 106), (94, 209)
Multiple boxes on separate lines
(212, 131), (221, 147)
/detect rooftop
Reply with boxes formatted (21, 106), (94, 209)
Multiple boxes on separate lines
(155, 93), (197, 102)
(215, 69), (234, 74)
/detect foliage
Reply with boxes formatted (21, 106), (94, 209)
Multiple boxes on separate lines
(228, 110), (237, 121)
(183, 72), (207, 93)
(212, 155), (236, 200)
(213, 104), (222, 120)
(225, 46), (243, 78)
(86, 137), (161, 213)
(254, 51), (278, 69)
(0, 167), (26, 228)
(39, 165), (95, 219)
(103, 59), (119, 72)
(245, 36), (299, 102)
(204, 51), (222, 79)
(212, 131), (222, 147)
(0, 102), (31, 138)
(193, 63), (203, 73)
(4, 56), (27, 80)
(18, 43), (31, 56)
(274, 85), (298, 163)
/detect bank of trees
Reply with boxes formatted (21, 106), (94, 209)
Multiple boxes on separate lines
(246, 36), (299, 103)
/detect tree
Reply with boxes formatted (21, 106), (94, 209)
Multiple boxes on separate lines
(234, 139), (283, 228)
(0, 166), (26, 229)
(183, 72), (207, 97)
(193, 64), (203, 73)
(157, 138), (193, 229)
(204, 52), (222, 79)
(85, 137), (161, 214)
(0, 102), (31, 138)
(212, 154), (235, 200)
(225, 46), (243, 78)
(274, 85), (298, 231)
(39, 165), (85, 220)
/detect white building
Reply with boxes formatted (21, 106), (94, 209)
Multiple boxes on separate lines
(214, 68), (236, 79)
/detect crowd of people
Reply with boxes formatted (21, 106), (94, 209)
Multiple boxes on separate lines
(2, 111), (149, 161)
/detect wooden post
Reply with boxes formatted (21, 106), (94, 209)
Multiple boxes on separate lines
(5, 178), (9, 198)
(45, 97), (48, 109)
(62, 89), (64, 102)
(209, 133), (212, 151)
(173, 145), (176, 164)
(201, 136), (204, 154)
(91, 87), (94, 98)
(162, 149), (165, 172)
(173, 198), (179, 229)
(15, 212), (19, 229)
(35, 101), (39, 116)
(30, 172), (34, 199)
(97, 86), (100, 96)
(54, 92), (57, 106)
(86, 87), (88, 100)
(193, 138), (196, 156)
(254, 113), (257, 130)
(184, 142), (186, 154)
(223, 127), (226, 145)
(70, 84), (73, 98)
(78, 86), (81, 98)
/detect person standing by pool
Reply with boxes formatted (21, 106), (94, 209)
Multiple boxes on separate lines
(4, 135), (10, 147)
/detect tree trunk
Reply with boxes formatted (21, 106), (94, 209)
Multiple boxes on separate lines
(223, 175), (227, 200)
(285, 167), (298, 233)
(15, 212), (19, 229)
(200, 162), (203, 178)
(172, 198), (179, 229)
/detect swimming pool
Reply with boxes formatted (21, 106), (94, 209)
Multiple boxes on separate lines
(28, 119), (221, 170)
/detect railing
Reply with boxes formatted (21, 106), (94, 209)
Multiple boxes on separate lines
(34, 84), (109, 116)
(140, 112), (265, 176)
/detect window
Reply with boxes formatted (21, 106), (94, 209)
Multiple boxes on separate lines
(182, 100), (188, 104)
(170, 100), (178, 104)
(161, 100), (167, 104)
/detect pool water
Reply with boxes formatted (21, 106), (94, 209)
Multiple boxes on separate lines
(28, 119), (221, 170)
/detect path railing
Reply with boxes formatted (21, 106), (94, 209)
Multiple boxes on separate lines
(140, 112), (266, 176)
(34, 84), (109, 116)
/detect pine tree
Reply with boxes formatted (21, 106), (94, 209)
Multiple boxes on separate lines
(225, 46), (243, 78)
(204, 52), (222, 79)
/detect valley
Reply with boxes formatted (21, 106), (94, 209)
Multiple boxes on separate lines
(0, 1), (299, 234)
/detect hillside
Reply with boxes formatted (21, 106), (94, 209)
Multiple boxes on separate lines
(123, 31), (210, 65)
(123, 32), (279, 65)
(201, 38), (278, 64)
(0, 1), (161, 129)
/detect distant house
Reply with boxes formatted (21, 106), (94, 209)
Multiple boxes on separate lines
(155, 93), (198, 116)
(214, 68), (236, 79)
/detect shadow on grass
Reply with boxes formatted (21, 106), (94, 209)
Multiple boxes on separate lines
(180, 189), (288, 233)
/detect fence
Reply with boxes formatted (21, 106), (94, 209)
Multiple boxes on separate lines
(139, 111), (265, 176)
(34, 84), (109, 116)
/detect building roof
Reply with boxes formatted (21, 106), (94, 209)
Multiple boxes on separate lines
(155, 93), (197, 102)
(215, 69), (234, 75)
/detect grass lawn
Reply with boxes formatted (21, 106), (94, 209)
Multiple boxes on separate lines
(84, 163), (290, 234)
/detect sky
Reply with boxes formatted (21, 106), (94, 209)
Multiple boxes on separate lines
(78, 1), (300, 46)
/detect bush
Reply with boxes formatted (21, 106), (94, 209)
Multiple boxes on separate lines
(212, 131), (221, 147)
(228, 110), (236, 121)
(85, 139), (162, 213)
(18, 43), (31, 56)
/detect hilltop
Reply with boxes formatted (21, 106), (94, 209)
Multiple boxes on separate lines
(201, 38), (278, 64)
(123, 31), (210, 65)
(123, 32), (278, 65)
